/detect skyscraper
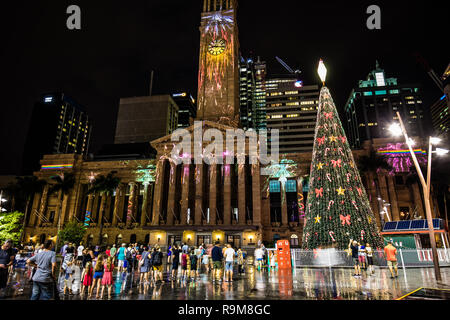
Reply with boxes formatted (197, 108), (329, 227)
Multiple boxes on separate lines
(345, 62), (427, 148)
(265, 77), (319, 153)
(22, 93), (91, 174)
(238, 56), (267, 131)
(430, 63), (450, 139)
(172, 92), (197, 129)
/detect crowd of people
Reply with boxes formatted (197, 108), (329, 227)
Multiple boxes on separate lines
(0, 237), (403, 300)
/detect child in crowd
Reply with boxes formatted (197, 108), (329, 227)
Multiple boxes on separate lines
(80, 261), (93, 297)
(101, 256), (114, 299)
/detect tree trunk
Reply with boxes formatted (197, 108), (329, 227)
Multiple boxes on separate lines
(98, 193), (107, 245)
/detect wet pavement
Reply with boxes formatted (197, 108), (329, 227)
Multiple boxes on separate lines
(2, 265), (450, 300)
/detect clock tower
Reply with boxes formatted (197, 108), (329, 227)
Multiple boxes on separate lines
(197, 0), (240, 127)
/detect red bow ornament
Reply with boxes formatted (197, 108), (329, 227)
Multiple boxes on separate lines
(340, 214), (351, 226)
(324, 112), (333, 119)
(315, 188), (324, 198)
(317, 136), (326, 146)
(331, 159), (342, 168)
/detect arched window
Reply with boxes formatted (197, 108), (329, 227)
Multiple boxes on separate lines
(102, 234), (108, 245)
(130, 234), (137, 244)
(39, 234), (46, 244)
(144, 234), (150, 245)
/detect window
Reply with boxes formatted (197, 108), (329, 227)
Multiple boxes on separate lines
(286, 180), (297, 193)
(290, 234), (299, 247)
(364, 91), (373, 96)
(375, 90), (387, 95)
(399, 207), (410, 220)
(269, 180), (281, 193)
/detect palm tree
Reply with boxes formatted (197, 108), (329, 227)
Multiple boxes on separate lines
(48, 173), (75, 252)
(88, 172), (121, 245)
(16, 176), (47, 242)
(358, 150), (393, 223)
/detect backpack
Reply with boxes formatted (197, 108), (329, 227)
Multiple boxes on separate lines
(126, 249), (132, 260)
(152, 252), (162, 265)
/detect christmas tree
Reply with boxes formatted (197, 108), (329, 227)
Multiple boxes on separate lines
(302, 84), (384, 250)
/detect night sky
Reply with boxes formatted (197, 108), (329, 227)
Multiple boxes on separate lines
(0, 0), (447, 175)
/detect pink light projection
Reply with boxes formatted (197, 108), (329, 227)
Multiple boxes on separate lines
(377, 143), (427, 174)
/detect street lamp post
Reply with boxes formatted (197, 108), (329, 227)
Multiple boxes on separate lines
(391, 111), (447, 282)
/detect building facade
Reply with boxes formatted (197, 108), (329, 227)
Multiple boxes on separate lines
(266, 79), (319, 153)
(345, 62), (427, 148)
(114, 95), (179, 144)
(22, 93), (91, 175)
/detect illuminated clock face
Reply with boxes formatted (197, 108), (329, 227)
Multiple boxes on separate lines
(208, 39), (227, 56)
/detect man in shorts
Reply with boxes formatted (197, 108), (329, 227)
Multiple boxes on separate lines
(211, 241), (223, 282)
(348, 239), (361, 277)
(151, 247), (164, 283)
(223, 244), (235, 282)
(384, 240), (398, 278)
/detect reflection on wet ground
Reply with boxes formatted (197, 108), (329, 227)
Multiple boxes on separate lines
(2, 265), (450, 300)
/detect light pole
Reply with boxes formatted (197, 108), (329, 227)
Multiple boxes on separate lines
(389, 111), (449, 282)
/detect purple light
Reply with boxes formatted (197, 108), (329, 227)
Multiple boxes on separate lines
(377, 143), (427, 174)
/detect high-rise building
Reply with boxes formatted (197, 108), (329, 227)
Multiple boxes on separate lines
(345, 62), (427, 148)
(114, 95), (179, 144)
(238, 56), (267, 131)
(431, 63), (450, 139)
(22, 93), (91, 174)
(171, 92), (197, 129)
(265, 78), (319, 153)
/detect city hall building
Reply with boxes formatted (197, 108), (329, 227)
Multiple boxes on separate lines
(22, 0), (445, 250)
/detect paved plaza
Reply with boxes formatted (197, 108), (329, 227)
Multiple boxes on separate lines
(2, 265), (450, 300)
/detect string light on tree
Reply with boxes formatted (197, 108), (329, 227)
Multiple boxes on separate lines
(301, 59), (384, 250)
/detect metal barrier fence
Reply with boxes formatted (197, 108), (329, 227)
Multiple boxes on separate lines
(291, 248), (450, 268)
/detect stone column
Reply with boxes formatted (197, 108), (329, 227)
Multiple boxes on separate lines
(387, 176), (400, 220)
(195, 164), (204, 225)
(238, 164), (246, 225)
(252, 163), (262, 226)
(141, 183), (151, 226)
(29, 192), (42, 227)
(412, 182), (425, 219)
(180, 164), (190, 225)
(112, 185), (122, 226)
(37, 185), (49, 226)
(91, 194), (100, 223)
(97, 193), (106, 227)
(85, 194), (94, 225)
(126, 182), (137, 226)
(281, 181), (288, 226)
(59, 193), (70, 225)
(152, 160), (165, 226)
(167, 162), (178, 226)
(209, 164), (217, 225)
(223, 164), (232, 225)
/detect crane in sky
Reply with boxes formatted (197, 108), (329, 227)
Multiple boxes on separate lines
(275, 56), (303, 88)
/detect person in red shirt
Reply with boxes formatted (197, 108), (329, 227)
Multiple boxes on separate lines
(384, 240), (398, 278)
(105, 246), (111, 257)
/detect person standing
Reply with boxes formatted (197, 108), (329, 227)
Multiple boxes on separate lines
(366, 243), (375, 275)
(151, 247), (164, 284)
(349, 240), (361, 277)
(27, 240), (57, 300)
(254, 246), (264, 270)
(182, 243), (189, 254)
(76, 242), (84, 267)
(117, 244), (127, 273)
(189, 248), (199, 280)
(139, 246), (151, 284)
(358, 243), (367, 270)
(60, 241), (69, 259)
(90, 255), (104, 298)
(166, 245), (172, 272)
(211, 241), (223, 282)
(223, 244), (235, 282)
(171, 245), (181, 281)
(80, 261), (93, 298)
(101, 256), (114, 299)
(0, 240), (15, 298)
(110, 244), (117, 265)
(384, 240), (398, 278)
(236, 248), (244, 275)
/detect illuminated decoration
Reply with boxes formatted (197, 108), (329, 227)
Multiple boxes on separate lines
(198, 9), (238, 126)
(377, 143), (427, 173)
(84, 211), (91, 227)
(41, 164), (73, 170)
(302, 86), (383, 250)
(295, 80), (304, 88)
(317, 59), (327, 85)
(135, 163), (157, 184)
